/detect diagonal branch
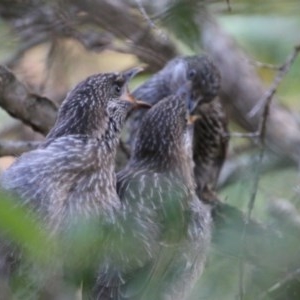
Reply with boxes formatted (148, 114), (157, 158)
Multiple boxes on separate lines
(258, 268), (300, 300)
(0, 66), (58, 135)
(201, 14), (300, 164)
(71, 0), (178, 71)
(236, 43), (300, 300)
(0, 140), (40, 157)
(249, 44), (300, 118)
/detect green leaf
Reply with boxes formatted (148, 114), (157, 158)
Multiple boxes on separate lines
(0, 193), (55, 263)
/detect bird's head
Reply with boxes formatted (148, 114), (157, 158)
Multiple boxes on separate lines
(164, 55), (221, 113)
(132, 92), (190, 170)
(106, 67), (151, 126)
(185, 55), (221, 110)
(47, 68), (149, 140)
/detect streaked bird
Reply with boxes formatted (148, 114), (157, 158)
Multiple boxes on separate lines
(95, 91), (212, 300)
(1, 68), (146, 229)
(125, 55), (229, 198)
(0, 68), (148, 296)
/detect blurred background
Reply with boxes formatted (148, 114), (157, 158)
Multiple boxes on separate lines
(0, 0), (299, 299)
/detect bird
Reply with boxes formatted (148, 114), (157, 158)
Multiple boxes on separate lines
(1, 68), (147, 229)
(0, 68), (149, 297)
(124, 55), (229, 200)
(94, 90), (212, 300)
(191, 100), (228, 199)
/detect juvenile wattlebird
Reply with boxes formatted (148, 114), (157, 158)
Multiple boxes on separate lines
(95, 89), (212, 300)
(0, 68), (149, 297)
(126, 55), (228, 199)
(1, 68), (147, 230)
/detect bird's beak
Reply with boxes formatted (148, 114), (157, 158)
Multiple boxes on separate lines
(121, 67), (151, 109)
(188, 93), (203, 115)
(176, 82), (200, 114)
(120, 88), (151, 109)
(187, 115), (200, 125)
(122, 66), (144, 83)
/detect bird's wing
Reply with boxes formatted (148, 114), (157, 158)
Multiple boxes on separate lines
(94, 170), (191, 300)
(193, 100), (229, 194)
(0, 135), (95, 209)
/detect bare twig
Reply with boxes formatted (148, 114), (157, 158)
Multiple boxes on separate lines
(211, 199), (288, 271)
(227, 132), (259, 139)
(237, 44), (300, 300)
(226, 0), (232, 12)
(2, 0), (176, 73)
(72, 0), (178, 71)
(239, 151), (265, 299)
(248, 58), (280, 70)
(217, 152), (292, 188)
(134, 0), (157, 30)
(0, 140), (40, 157)
(248, 45), (300, 118)
(133, 0), (168, 42)
(201, 14), (300, 164)
(229, 45), (300, 153)
(258, 268), (300, 300)
(268, 199), (300, 234)
(0, 66), (58, 135)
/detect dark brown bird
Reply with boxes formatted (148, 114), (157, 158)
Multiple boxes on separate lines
(125, 55), (229, 199)
(95, 91), (212, 300)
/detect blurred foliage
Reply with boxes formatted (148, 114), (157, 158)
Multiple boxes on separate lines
(0, 194), (52, 263)
(0, 0), (299, 299)
(0, 181), (191, 298)
(159, 0), (204, 51)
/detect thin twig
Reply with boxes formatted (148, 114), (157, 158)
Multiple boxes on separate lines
(258, 268), (300, 300)
(248, 45), (300, 118)
(248, 58), (280, 70)
(238, 44), (300, 300)
(134, 0), (169, 42)
(73, 0), (177, 71)
(227, 132), (259, 139)
(134, 0), (157, 29)
(0, 140), (40, 157)
(106, 44), (132, 55)
(226, 0), (232, 12)
(218, 151), (292, 189)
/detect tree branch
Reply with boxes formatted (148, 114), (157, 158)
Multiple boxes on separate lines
(258, 268), (300, 300)
(71, 0), (178, 71)
(218, 151), (293, 188)
(200, 14), (300, 164)
(0, 140), (40, 157)
(249, 45), (300, 118)
(4, 0), (177, 70)
(0, 66), (57, 135)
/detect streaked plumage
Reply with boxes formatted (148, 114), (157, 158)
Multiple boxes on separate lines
(125, 55), (229, 197)
(95, 94), (212, 300)
(192, 100), (228, 196)
(1, 70), (142, 229)
(0, 69), (145, 296)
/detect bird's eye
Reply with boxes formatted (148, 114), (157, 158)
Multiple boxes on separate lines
(113, 84), (122, 97)
(188, 69), (196, 80)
